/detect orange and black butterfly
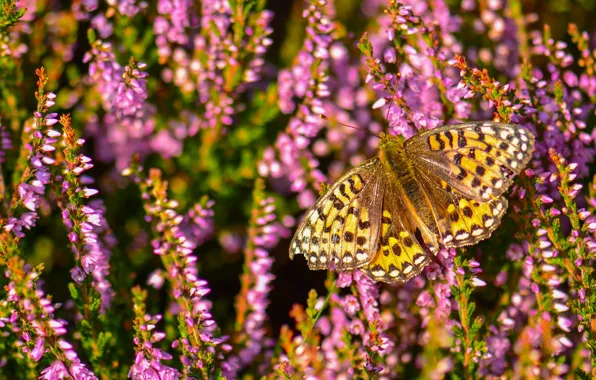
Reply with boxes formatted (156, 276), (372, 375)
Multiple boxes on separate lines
(289, 121), (535, 284)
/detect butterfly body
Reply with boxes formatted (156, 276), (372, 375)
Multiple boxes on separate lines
(290, 122), (535, 284)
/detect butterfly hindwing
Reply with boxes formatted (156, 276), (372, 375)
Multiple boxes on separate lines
(411, 158), (509, 248)
(438, 193), (508, 248)
(405, 122), (535, 203)
(289, 158), (384, 271)
(363, 180), (437, 284)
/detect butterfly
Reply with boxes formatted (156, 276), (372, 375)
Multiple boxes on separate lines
(289, 121), (535, 284)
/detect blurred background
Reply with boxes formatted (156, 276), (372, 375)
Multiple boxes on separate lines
(5, 0), (596, 340)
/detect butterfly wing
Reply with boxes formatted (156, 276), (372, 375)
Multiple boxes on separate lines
(411, 167), (509, 247)
(289, 158), (385, 271)
(405, 121), (533, 248)
(363, 176), (439, 284)
(405, 122), (535, 203)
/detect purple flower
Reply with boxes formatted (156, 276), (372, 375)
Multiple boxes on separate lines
(90, 14), (113, 38)
(85, 41), (157, 170)
(130, 167), (224, 376)
(128, 354), (182, 380)
(107, 0), (146, 17)
(70, 267), (86, 285)
(223, 188), (280, 377)
(30, 337), (45, 361)
(342, 295), (361, 316)
(261, 0), (336, 206)
(506, 243), (525, 261)
(129, 287), (181, 380)
(58, 119), (116, 310)
(0, 125), (12, 164)
(39, 361), (70, 379)
(68, 360), (99, 380)
(179, 199), (216, 247)
(2, 70), (58, 244)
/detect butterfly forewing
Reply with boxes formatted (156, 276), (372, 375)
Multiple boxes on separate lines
(405, 122), (535, 203)
(289, 158), (384, 271)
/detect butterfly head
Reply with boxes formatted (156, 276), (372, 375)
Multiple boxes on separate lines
(378, 131), (403, 152)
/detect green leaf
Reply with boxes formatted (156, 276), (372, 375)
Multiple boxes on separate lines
(87, 28), (97, 44)
(358, 32), (373, 56)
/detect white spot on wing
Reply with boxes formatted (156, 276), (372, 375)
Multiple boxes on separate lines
(414, 255), (427, 265)
(472, 228), (484, 236)
(372, 269), (385, 277)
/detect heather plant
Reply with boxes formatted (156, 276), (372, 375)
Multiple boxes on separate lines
(0, 0), (595, 379)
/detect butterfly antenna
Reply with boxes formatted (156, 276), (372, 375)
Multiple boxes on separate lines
(319, 114), (379, 138)
(384, 72), (402, 133)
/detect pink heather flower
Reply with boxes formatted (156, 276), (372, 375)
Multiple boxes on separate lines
(107, 0), (146, 17)
(68, 360), (99, 379)
(133, 169), (223, 374)
(129, 303), (181, 380)
(128, 353), (182, 380)
(506, 243), (525, 261)
(262, 0), (336, 207)
(483, 334), (511, 375)
(85, 40), (160, 170)
(39, 361), (70, 379)
(30, 337), (45, 361)
(59, 123), (116, 310)
(337, 272), (353, 288)
(342, 295), (361, 316)
(155, 0), (194, 60)
(6, 262), (94, 376)
(147, 270), (165, 290)
(180, 200), (216, 247)
(90, 14), (113, 38)
(223, 195), (280, 377)
(6, 88), (58, 239)
(71, 267), (86, 284)
(0, 125), (12, 164)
